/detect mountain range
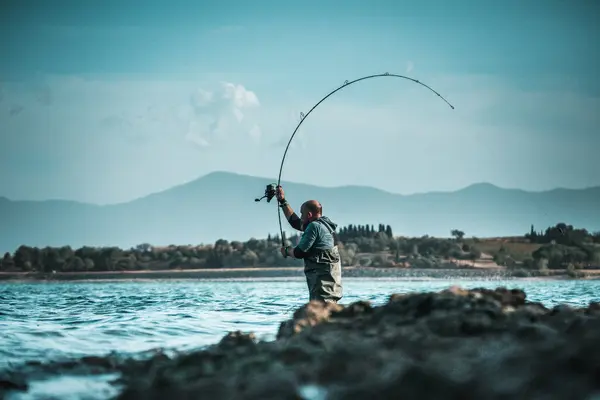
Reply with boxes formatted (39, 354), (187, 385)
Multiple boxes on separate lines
(1, 171), (599, 253)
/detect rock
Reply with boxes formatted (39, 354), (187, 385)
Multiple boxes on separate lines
(587, 302), (600, 318)
(277, 300), (344, 340)
(2, 287), (599, 400)
(218, 330), (257, 349)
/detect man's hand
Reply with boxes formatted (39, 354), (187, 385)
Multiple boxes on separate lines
(277, 185), (303, 232)
(280, 246), (289, 258)
(276, 185), (285, 203)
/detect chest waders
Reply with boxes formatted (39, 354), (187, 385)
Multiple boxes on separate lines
(303, 219), (343, 303)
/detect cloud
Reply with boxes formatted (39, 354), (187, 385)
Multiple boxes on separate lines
(190, 88), (213, 109)
(222, 82), (260, 109)
(406, 61), (414, 74)
(186, 81), (261, 148)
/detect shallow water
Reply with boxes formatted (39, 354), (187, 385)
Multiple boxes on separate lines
(1, 277), (599, 399)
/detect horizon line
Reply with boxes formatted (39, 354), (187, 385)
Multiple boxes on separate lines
(1, 170), (599, 206)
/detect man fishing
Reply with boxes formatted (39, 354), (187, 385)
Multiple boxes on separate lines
(275, 185), (343, 303)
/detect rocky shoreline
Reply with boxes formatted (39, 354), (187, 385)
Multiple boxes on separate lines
(2, 286), (599, 399)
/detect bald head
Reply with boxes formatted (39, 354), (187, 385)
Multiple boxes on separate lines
(301, 200), (322, 217)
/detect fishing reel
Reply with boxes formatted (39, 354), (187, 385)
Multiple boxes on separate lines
(254, 183), (278, 203)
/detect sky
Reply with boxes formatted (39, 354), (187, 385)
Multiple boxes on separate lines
(1, 0), (599, 205)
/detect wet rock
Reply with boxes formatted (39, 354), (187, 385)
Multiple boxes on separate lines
(218, 330), (257, 349)
(277, 300), (344, 340)
(3, 286), (600, 400)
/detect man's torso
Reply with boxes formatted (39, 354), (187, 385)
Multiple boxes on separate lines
(297, 217), (341, 270)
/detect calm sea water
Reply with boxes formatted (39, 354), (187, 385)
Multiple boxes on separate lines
(1, 277), (599, 399)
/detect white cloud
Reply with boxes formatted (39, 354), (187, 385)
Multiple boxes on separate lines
(186, 81), (261, 148)
(190, 88), (213, 108)
(233, 108), (244, 122)
(406, 61), (414, 74)
(222, 82), (260, 108)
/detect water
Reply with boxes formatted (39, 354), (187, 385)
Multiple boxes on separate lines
(1, 277), (599, 399)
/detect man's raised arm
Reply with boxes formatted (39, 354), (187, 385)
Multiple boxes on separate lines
(276, 186), (303, 231)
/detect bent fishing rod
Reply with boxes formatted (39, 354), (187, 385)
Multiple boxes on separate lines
(254, 72), (456, 247)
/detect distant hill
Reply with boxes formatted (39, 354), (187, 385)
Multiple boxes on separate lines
(1, 171), (599, 253)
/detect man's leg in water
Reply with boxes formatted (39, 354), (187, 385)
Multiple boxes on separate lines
(305, 263), (343, 303)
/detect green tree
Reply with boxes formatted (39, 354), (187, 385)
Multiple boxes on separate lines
(13, 245), (33, 269)
(451, 229), (465, 241)
(2, 252), (14, 269)
(240, 250), (259, 266)
(385, 225), (393, 238)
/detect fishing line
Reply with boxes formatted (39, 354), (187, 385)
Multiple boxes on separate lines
(255, 72), (456, 247)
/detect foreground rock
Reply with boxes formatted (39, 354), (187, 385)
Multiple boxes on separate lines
(3, 287), (600, 399)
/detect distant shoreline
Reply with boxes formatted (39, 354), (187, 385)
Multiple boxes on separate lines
(1, 266), (599, 282)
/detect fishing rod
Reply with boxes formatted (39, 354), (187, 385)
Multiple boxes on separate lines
(254, 72), (456, 247)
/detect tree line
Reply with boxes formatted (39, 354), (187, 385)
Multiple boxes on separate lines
(525, 223), (600, 246)
(1, 222), (599, 273)
(519, 223), (600, 270)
